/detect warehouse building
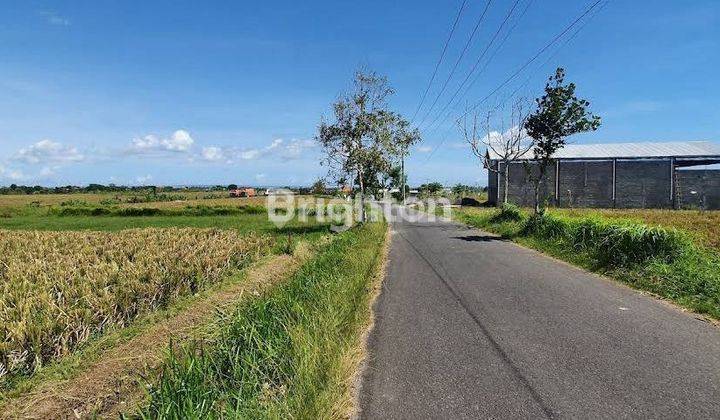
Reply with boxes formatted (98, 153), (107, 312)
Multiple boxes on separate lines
(486, 141), (720, 210)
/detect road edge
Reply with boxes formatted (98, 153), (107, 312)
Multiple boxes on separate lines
(345, 223), (391, 420)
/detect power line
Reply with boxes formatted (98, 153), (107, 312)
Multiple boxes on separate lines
(422, 0), (535, 136)
(416, 0), (494, 128)
(498, 0), (611, 108)
(422, 0), (604, 162)
(421, 0), (525, 133)
(410, 0), (468, 123)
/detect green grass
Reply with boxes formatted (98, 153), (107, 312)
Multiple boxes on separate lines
(454, 205), (720, 320)
(133, 222), (387, 419)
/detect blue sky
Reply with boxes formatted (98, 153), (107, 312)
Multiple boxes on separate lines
(0, 0), (718, 187)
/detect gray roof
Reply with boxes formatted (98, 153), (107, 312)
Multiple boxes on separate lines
(487, 141), (720, 160)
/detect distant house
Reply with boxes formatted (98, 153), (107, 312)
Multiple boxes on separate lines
(230, 188), (256, 198)
(486, 141), (720, 210)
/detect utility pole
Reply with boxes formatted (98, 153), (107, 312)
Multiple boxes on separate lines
(401, 146), (406, 205)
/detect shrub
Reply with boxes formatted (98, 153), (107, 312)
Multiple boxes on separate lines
(491, 203), (524, 223)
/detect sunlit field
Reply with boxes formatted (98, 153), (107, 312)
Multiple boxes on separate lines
(0, 228), (270, 380)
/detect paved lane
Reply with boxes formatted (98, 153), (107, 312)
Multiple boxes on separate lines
(358, 207), (720, 419)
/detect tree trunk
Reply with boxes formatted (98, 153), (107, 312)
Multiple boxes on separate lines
(502, 162), (510, 205)
(357, 168), (366, 223)
(533, 161), (548, 215)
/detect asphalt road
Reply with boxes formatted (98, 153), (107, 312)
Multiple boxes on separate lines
(358, 206), (720, 419)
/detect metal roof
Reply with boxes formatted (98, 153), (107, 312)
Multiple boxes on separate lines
(487, 141), (720, 160)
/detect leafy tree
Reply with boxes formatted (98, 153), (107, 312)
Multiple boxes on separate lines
(524, 68), (601, 214)
(384, 165), (408, 201)
(418, 182), (443, 198)
(451, 183), (478, 197)
(311, 179), (327, 195)
(227, 184), (238, 190)
(316, 69), (420, 221)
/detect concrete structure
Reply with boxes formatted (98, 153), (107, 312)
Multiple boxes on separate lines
(487, 141), (720, 209)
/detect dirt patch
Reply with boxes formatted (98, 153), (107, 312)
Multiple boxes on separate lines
(1, 249), (312, 419)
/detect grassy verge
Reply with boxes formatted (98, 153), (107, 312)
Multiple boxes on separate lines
(454, 205), (720, 320)
(133, 222), (388, 418)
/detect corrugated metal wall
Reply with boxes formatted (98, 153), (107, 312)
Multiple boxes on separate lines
(558, 161), (614, 208)
(487, 159), (720, 209)
(676, 170), (720, 210)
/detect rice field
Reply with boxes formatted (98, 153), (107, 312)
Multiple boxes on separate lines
(0, 228), (271, 383)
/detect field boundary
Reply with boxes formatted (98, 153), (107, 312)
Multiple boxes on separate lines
(0, 242), (319, 419)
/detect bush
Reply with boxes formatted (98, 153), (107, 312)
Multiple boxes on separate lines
(491, 203), (524, 223)
(521, 213), (689, 267)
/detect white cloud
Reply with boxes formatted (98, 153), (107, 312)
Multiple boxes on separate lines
(167, 130), (194, 151)
(255, 173), (267, 182)
(417, 146), (432, 153)
(201, 146), (224, 161)
(482, 126), (530, 155)
(277, 139), (316, 159)
(39, 167), (56, 178)
(13, 140), (85, 164)
(198, 138), (316, 164)
(135, 175), (153, 184)
(40, 11), (70, 26)
(127, 130), (194, 155)
(239, 149), (260, 160)
(0, 164), (25, 181)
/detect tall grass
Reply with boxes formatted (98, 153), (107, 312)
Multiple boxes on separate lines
(135, 222), (387, 419)
(0, 228), (271, 383)
(457, 206), (720, 319)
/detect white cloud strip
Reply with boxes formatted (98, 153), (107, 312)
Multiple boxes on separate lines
(12, 140), (85, 164)
(127, 130), (195, 155)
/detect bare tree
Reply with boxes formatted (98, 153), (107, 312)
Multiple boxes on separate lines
(460, 98), (533, 205)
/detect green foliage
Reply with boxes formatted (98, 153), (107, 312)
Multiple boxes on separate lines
(310, 179), (327, 195)
(451, 183), (484, 197)
(491, 203), (524, 223)
(523, 67), (601, 213)
(316, 69), (420, 201)
(524, 68), (602, 157)
(136, 223), (387, 418)
(418, 182), (443, 197)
